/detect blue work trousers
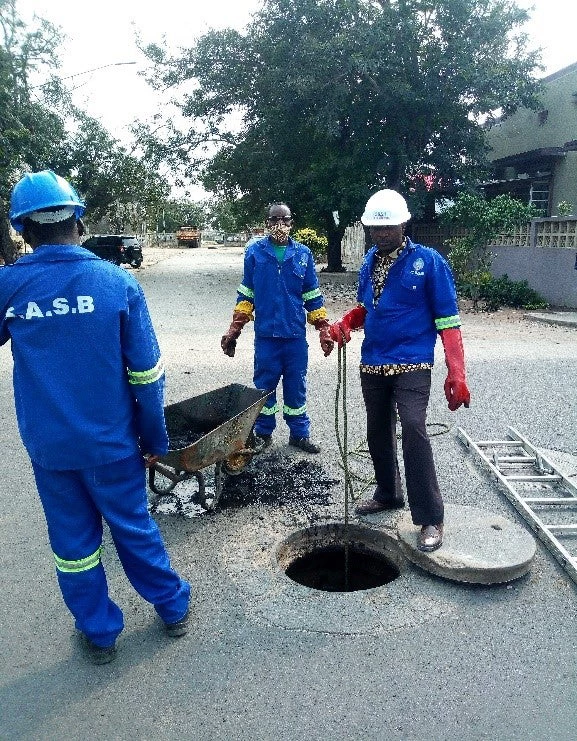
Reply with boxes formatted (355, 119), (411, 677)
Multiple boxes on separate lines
(32, 452), (190, 648)
(253, 336), (310, 439)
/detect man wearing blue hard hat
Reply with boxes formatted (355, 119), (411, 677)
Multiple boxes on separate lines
(2, 170), (190, 664)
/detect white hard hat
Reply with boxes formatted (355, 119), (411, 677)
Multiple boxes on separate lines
(361, 189), (411, 226)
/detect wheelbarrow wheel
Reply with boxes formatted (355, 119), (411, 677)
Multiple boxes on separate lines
(222, 429), (261, 475)
(222, 449), (255, 476)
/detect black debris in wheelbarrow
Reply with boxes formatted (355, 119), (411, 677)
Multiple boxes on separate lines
(168, 431), (205, 449)
(219, 453), (338, 515)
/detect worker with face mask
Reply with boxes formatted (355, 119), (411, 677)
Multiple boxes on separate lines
(221, 201), (334, 453)
(2, 171), (190, 664)
(330, 189), (470, 552)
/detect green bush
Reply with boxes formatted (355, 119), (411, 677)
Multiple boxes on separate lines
(294, 228), (328, 261)
(457, 273), (548, 311)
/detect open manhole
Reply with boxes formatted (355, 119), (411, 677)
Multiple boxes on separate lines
(276, 523), (404, 592)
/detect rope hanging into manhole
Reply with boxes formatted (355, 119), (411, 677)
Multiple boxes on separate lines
(334, 337), (355, 526)
(334, 340), (452, 501)
(334, 333), (353, 588)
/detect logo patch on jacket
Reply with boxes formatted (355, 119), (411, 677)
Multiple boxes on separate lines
(411, 258), (425, 276)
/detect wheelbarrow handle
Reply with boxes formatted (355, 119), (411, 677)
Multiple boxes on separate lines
(148, 462), (196, 496)
(152, 461), (187, 483)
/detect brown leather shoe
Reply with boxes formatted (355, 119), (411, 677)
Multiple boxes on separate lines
(355, 496), (404, 515)
(418, 524), (444, 552)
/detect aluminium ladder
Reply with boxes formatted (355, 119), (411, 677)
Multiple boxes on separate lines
(457, 426), (577, 586)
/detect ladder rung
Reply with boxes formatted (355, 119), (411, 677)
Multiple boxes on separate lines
(477, 440), (522, 447)
(496, 456), (536, 464)
(504, 474), (562, 482)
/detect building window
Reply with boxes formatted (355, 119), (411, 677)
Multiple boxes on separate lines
(538, 109), (549, 125)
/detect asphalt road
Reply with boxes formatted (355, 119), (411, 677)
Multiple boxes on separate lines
(1, 245), (577, 740)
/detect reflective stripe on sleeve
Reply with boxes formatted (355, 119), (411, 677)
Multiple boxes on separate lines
(54, 545), (102, 573)
(435, 315), (461, 331)
(127, 357), (165, 385)
(238, 283), (254, 299)
(302, 287), (321, 302)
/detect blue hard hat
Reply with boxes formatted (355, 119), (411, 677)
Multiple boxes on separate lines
(9, 170), (86, 232)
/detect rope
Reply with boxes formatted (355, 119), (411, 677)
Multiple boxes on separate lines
(334, 336), (356, 524)
(334, 332), (353, 589)
(334, 347), (452, 499)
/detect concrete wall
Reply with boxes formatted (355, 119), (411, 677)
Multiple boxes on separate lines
(550, 150), (577, 211)
(491, 244), (577, 308)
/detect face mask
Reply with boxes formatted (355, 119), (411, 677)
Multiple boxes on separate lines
(268, 223), (291, 242)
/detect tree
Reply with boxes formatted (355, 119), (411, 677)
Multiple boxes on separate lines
(143, 0), (542, 270)
(64, 113), (170, 233)
(0, 0), (66, 262)
(441, 192), (539, 308)
(205, 197), (254, 234)
(156, 199), (208, 232)
(0, 2), (172, 257)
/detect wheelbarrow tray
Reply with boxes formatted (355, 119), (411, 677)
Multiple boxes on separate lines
(160, 383), (271, 472)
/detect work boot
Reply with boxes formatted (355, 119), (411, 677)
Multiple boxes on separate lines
(164, 608), (190, 638)
(417, 524), (444, 552)
(79, 633), (117, 665)
(255, 434), (273, 449)
(355, 485), (405, 515)
(288, 436), (321, 454)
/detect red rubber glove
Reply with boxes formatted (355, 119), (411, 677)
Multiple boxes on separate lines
(314, 319), (335, 357)
(440, 327), (471, 411)
(329, 305), (367, 347)
(221, 311), (251, 357)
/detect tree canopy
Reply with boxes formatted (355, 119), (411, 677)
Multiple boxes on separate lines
(0, 0), (171, 261)
(144, 0), (543, 270)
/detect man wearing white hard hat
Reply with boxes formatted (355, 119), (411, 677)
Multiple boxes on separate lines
(330, 189), (470, 552)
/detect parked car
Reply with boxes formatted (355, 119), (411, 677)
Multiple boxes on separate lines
(82, 235), (143, 268)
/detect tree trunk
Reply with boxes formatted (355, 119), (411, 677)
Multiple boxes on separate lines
(0, 218), (19, 265)
(325, 221), (346, 272)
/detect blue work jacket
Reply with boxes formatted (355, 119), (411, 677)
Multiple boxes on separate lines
(237, 236), (325, 338)
(0, 244), (168, 470)
(358, 238), (460, 366)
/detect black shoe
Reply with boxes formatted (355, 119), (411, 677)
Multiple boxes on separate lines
(255, 434), (273, 448)
(164, 608), (190, 638)
(288, 436), (321, 454)
(417, 524), (444, 552)
(79, 633), (117, 665)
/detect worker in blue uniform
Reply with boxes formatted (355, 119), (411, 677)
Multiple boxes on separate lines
(330, 189), (470, 552)
(221, 202), (334, 453)
(2, 170), (190, 664)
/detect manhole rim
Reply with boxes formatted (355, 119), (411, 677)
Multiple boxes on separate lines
(274, 520), (409, 592)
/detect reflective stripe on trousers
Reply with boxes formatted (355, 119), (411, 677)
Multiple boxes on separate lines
(32, 452), (190, 647)
(253, 336), (310, 438)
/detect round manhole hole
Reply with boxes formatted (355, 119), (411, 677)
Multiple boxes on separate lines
(276, 522), (404, 592)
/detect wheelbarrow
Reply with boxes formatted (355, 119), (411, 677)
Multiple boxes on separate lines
(148, 383), (272, 510)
